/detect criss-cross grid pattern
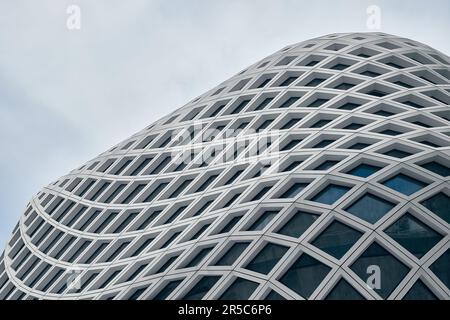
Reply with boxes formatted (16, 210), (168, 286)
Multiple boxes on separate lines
(1, 32), (450, 300)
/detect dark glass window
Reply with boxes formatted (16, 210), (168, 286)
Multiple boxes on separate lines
(129, 287), (147, 300)
(420, 161), (450, 177)
(256, 119), (273, 132)
(346, 193), (395, 224)
(348, 142), (371, 150)
(281, 139), (302, 151)
(382, 173), (427, 196)
(311, 184), (351, 205)
(264, 290), (285, 300)
(279, 77), (299, 87)
(310, 119), (332, 128)
(182, 276), (221, 300)
(280, 118), (301, 130)
(195, 175), (218, 193)
(380, 129), (402, 136)
(430, 249), (450, 290)
(325, 278), (365, 300)
(184, 247), (213, 268)
(217, 215), (242, 234)
(338, 102), (361, 110)
(334, 83), (355, 90)
(125, 264), (147, 282)
(421, 192), (450, 224)
(402, 279), (438, 300)
(121, 184), (146, 204)
(314, 160), (339, 170)
(330, 63), (350, 70)
(254, 97), (274, 111)
(219, 278), (259, 300)
(344, 123), (365, 130)
(384, 213), (443, 258)
(230, 99), (250, 114)
(313, 139), (335, 148)
(279, 183), (308, 198)
(279, 253), (331, 299)
(247, 211), (278, 231)
(282, 160), (303, 172)
(276, 211), (319, 238)
(153, 279), (184, 300)
(168, 179), (193, 198)
(279, 96), (300, 108)
(384, 149), (411, 159)
(154, 255), (179, 274)
(214, 242), (251, 266)
(305, 78), (326, 87)
(306, 98), (329, 108)
(251, 186), (273, 202)
(347, 163), (381, 178)
(311, 220), (363, 259)
(244, 243), (289, 275)
(351, 242), (410, 299)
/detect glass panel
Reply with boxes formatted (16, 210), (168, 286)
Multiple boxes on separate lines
(384, 213), (443, 258)
(311, 220), (363, 259)
(247, 211), (278, 231)
(276, 211), (319, 238)
(347, 163), (381, 178)
(182, 276), (221, 300)
(346, 193), (395, 224)
(213, 242), (250, 266)
(421, 192), (450, 224)
(314, 160), (339, 170)
(279, 183), (309, 198)
(311, 184), (351, 205)
(153, 279), (184, 300)
(421, 161), (450, 177)
(402, 279), (438, 300)
(325, 278), (365, 300)
(279, 253), (331, 298)
(382, 173), (427, 196)
(184, 247), (213, 268)
(384, 149), (411, 159)
(351, 242), (410, 299)
(219, 278), (259, 300)
(430, 249), (450, 290)
(264, 290), (285, 300)
(245, 243), (289, 275)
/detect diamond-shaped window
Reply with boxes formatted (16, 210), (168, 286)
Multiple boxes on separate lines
(219, 277), (259, 300)
(420, 161), (450, 177)
(325, 278), (365, 300)
(276, 211), (319, 238)
(382, 173), (428, 196)
(311, 220), (363, 259)
(279, 253), (331, 299)
(311, 184), (351, 205)
(430, 249), (450, 290)
(421, 192), (450, 224)
(347, 163), (382, 178)
(351, 242), (410, 299)
(346, 193), (396, 224)
(402, 279), (438, 300)
(384, 213), (443, 258)
(244, 243), (289, 275)
(182, 276), (221, 300)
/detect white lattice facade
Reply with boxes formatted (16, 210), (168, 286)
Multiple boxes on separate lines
(1, 32), (450, 300)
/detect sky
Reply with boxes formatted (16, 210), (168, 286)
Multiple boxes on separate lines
(0, 0), (449, 249)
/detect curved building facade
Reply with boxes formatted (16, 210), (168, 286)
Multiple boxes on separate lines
(1, 32), (449, 300)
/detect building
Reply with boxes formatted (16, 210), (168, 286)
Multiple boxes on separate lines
(0, 32), (449, 300)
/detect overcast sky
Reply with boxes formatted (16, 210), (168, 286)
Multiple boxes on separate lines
(0, 0), (449, 249)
